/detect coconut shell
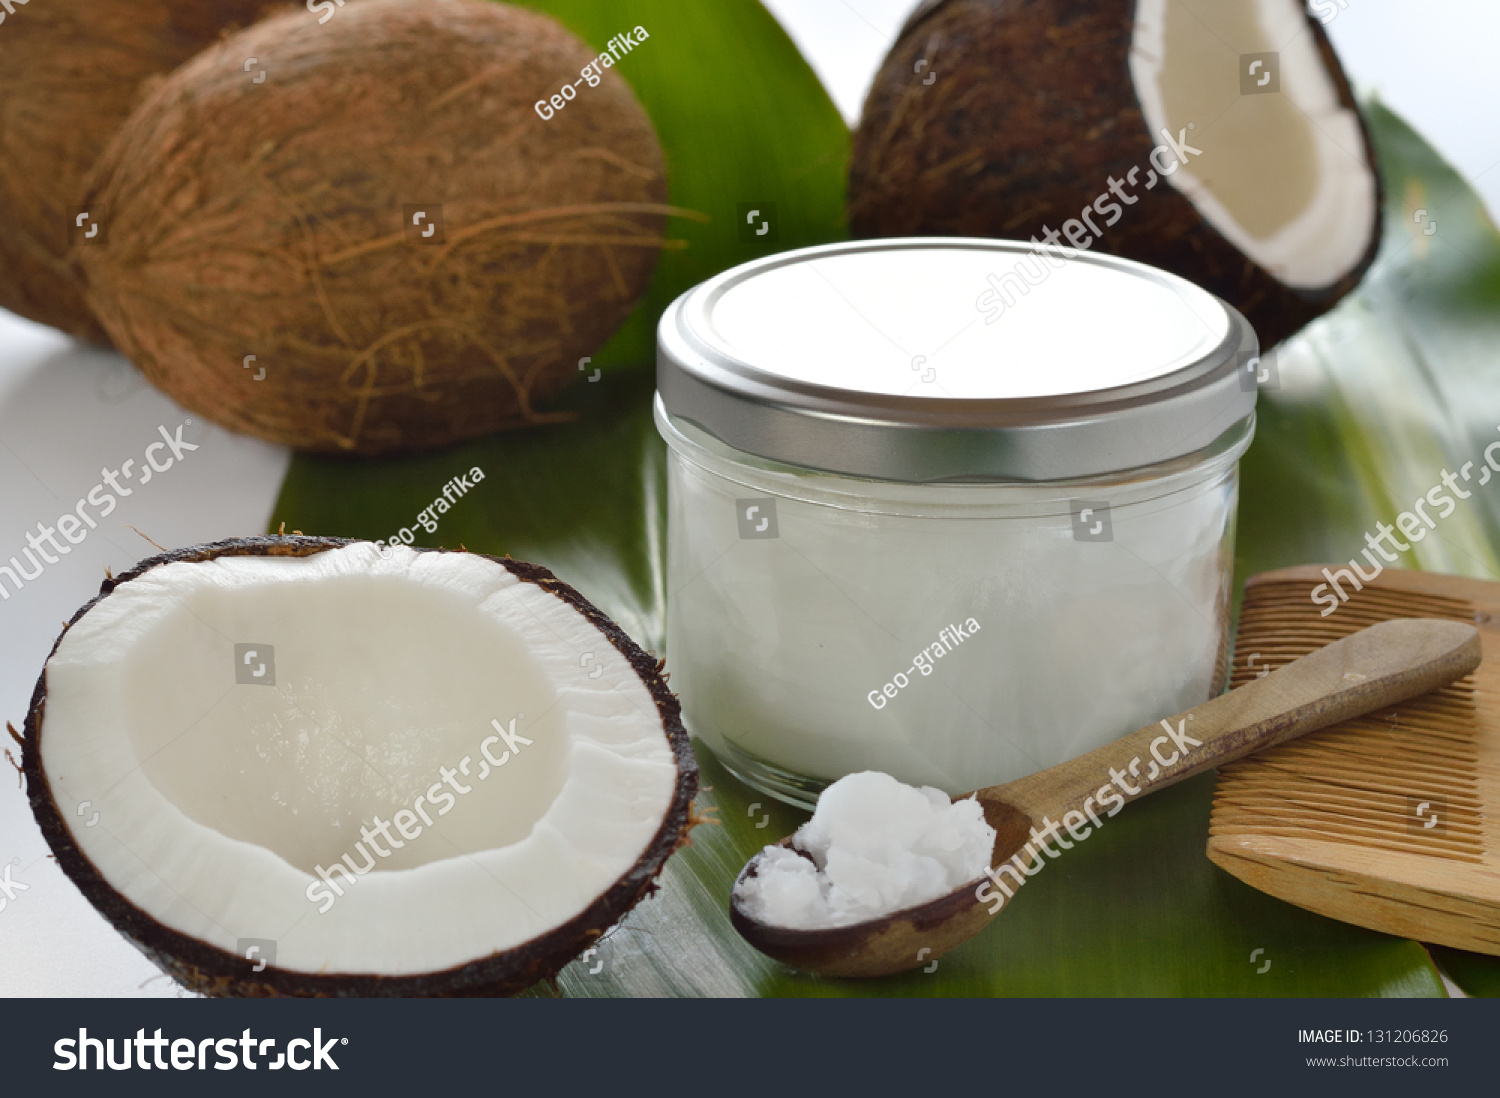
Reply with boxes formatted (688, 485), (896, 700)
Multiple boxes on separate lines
(23, 535), (698, 997)
(847, 0), (1383, 351)
(0, 0), (283, 345)
(76, 0), (670, 454)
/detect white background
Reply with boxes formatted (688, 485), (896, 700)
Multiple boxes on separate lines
(1, 0), (1494, 996)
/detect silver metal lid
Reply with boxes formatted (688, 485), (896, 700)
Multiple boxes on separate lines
(656, 238), (1257, 482)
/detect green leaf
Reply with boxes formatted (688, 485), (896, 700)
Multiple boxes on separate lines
(1236, 100), (1500, 593)
(1431, 945), (1500, 998)
(271, 94), (1500, 995)
(1231, 97), (1500, 996)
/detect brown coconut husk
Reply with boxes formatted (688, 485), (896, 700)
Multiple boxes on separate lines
(76, 0), (674, 454)
(847, 0), (1382, 351)
(0, 0), (284, 345)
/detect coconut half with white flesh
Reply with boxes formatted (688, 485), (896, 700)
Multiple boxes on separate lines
(22, 536), (695, 997)
(848, 0), (1382, 350)
(1129, 0), (1375, 291)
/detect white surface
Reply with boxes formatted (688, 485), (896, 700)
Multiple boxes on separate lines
(3, 0), (1496, 996)
(704, 244), (1229, 397)
(0, 315), (288, 996)
(1322, 0), (1500, 227)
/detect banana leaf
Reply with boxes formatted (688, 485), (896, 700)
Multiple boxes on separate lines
(272, 87), (1500, 995)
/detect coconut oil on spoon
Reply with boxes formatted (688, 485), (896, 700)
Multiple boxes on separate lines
(730, 619), (1479, 977)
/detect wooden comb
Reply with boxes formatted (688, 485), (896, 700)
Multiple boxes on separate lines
(1208, 565), (1500, 954)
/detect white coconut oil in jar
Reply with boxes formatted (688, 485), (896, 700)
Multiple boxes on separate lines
(655, 239), (1257, 808)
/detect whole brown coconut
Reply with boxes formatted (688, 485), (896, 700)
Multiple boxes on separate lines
(849, 0), (1383, 351)
(0, 0), (282, 345)
(77, 0), (670, 453)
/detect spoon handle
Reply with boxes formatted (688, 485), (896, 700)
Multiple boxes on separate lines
(994, 617), (1480, 822)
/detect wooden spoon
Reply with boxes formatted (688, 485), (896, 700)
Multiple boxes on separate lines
(730, 617), (1481, 977)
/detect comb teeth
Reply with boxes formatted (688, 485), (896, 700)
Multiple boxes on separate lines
(1210, 578), (1483, 862)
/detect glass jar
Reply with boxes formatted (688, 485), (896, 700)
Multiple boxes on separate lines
(655, 239), (1257, 808)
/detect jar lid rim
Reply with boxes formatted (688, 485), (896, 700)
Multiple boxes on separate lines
(656, 237), (1258, 482)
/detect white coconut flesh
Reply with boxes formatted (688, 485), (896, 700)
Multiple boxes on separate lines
(1131, 0), (1376, 290)
(38, 544), (678, 976)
